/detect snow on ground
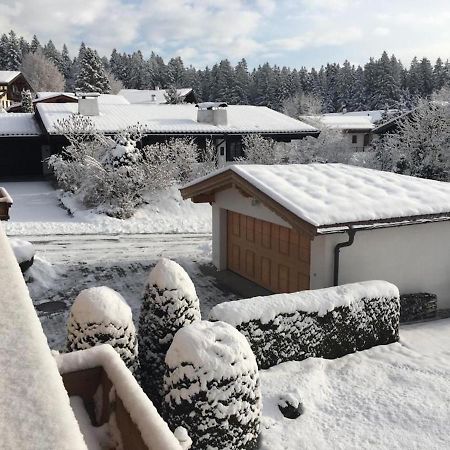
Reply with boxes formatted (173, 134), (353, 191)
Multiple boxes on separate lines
(260, 319), (450, 450)
(2, 181), (211, 235)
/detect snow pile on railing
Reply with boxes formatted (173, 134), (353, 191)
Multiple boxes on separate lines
(209, 281), (400, 369)
(0, 225), (87, 449)
(139, 258), (201, 406)
(164, 321), (261, 450)
(55, 344), (185, 450)
(67, 286), (138, 371)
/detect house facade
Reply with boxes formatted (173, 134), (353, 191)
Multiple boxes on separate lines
(0, 71), (33, 110)
(181, 163), (450, 309)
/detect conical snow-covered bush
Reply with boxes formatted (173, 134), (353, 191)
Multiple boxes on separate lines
(163, 321), (261, 450)
(138, 258), (201, 406)
(67, 286), (138, 371)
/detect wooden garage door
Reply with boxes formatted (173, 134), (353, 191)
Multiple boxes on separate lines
(227, 211), (311, 294)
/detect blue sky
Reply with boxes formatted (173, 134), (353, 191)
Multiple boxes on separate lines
(2, 0), (450, 68)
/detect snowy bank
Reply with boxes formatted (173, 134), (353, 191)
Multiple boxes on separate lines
(2, 182), (211, 235)
(210, 281), (400, 368)
(0, 225), (87, 449)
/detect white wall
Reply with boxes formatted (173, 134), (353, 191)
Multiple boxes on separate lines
(311, 221), (450, 308)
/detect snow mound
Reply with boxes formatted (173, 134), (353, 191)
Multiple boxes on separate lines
(210, 280), (399, 326)
(71, 286), (132, 328)
(148, 258), (197, 301)
(165, 320), (257, 383)
(9, 237), (35, 264)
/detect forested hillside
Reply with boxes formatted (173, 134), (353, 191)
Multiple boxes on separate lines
(1, 30), (449, 112)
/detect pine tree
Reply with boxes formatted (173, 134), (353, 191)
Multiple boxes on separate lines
(21, 90), (33, 113)
(18, 37), (30, 56)
(76, 47), (111, 93)
(164, 85), (182, 104)
(30, 35), (41, 53)
(433, 58), (448, 91)
(0, 34), (8, 70)
(167, 56), (185, 87)
(138, 258), (201, 407)
(6, 30), (21, 70)
(43, 40), (61, 69)
(60, 44), (73, 82)
(419, 57), (434, 97)
(128, 51), (145, 89)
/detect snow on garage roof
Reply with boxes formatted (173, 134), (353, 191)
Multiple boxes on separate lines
(36, 103), (318, 136)
(182, 164), (450, 229)
(0, 71), (21, 84)
(302, 115), (375, 131)
(0, 113), (42, 136)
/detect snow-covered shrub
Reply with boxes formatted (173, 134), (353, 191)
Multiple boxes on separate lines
(67, 286), (138, 371)
(375, 101), (450, 180)
(163, 321), (261, 450)
(238, 134), (289, 164)
(9, 238), (35, 272)
(209, 281), (400, 369)
(278, 392), (304, 419)
(138, 258), (201, 406)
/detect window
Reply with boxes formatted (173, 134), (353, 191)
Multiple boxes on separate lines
(226, 140), (243, 161)
(363, 134), (370, 147)
(352, 135), (358, 144)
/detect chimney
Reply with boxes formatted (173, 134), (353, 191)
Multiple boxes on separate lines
(151, 94), (156, 102)
(196, 102), (228, 126)
(76, 92), (100, 116)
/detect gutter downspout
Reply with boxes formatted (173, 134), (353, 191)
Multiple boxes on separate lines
(333, 226), (356, 286)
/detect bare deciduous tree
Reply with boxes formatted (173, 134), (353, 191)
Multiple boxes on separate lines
(21, 50), (65, 92)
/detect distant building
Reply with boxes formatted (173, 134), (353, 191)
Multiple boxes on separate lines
(302, 113), (375, 151)
(118, 87), (197, 104)
(0, 71), (33, 110)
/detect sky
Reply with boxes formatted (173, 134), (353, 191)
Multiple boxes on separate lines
(1, 0), (450, 69)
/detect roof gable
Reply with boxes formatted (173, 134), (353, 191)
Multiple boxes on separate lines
(0, 71), (22, 84)
(181, 164), (450, 231)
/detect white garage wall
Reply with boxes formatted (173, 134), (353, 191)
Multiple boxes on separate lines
(311, 221), (450, 308)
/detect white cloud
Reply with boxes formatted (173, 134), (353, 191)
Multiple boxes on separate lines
(0, 0), (449, 67)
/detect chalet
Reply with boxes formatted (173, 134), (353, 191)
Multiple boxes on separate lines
(302, 113), (375, 151)
(181, 163), (450, 309)
(0, 71), (33, 110)
(0, 113), (44, 178)
(119, 87), (197, 104)
(35, 98), (318, 166)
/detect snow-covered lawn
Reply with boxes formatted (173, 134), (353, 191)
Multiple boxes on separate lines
(260, 318), (450, 450)
(2, 181), (211, 235)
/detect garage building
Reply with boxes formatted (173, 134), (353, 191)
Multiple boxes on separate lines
(181, 163), (450, 309)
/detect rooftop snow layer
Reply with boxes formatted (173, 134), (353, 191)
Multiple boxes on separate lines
(0, 70), (21, 84)
(185, 163), (450, 227)
(36, 102), (318, 135)
(303, 114), (375, 130)
(35, 92), (130, 104)
(119, 88), (193, 104)
(0, 113), (42, 136)
(0, 226), (87, 449)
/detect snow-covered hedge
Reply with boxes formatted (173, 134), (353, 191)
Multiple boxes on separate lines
(138, 258), (201, 407)
(67, 286), (138, 371)
(209, 281), (400, 369)
(163, 321), (261, 450)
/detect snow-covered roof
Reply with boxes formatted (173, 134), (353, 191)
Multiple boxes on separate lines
(37, 103), (318, 136)
(119, 88), (193, 104)
(183, 163), (450, 228)
(0, 227), (87, 449)
(324, 110), (400, 123)
(303, 114), (375, 131)
(35, 92), (130, 105)
(0, 113), (42, 136)
(0, 71), (21, 84)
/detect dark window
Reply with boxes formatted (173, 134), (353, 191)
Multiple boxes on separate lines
(352, 135), (358, 144)
(226, 140), (243, 161)
(220, 147), (225, 156)
(363, 134), (370, 146)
